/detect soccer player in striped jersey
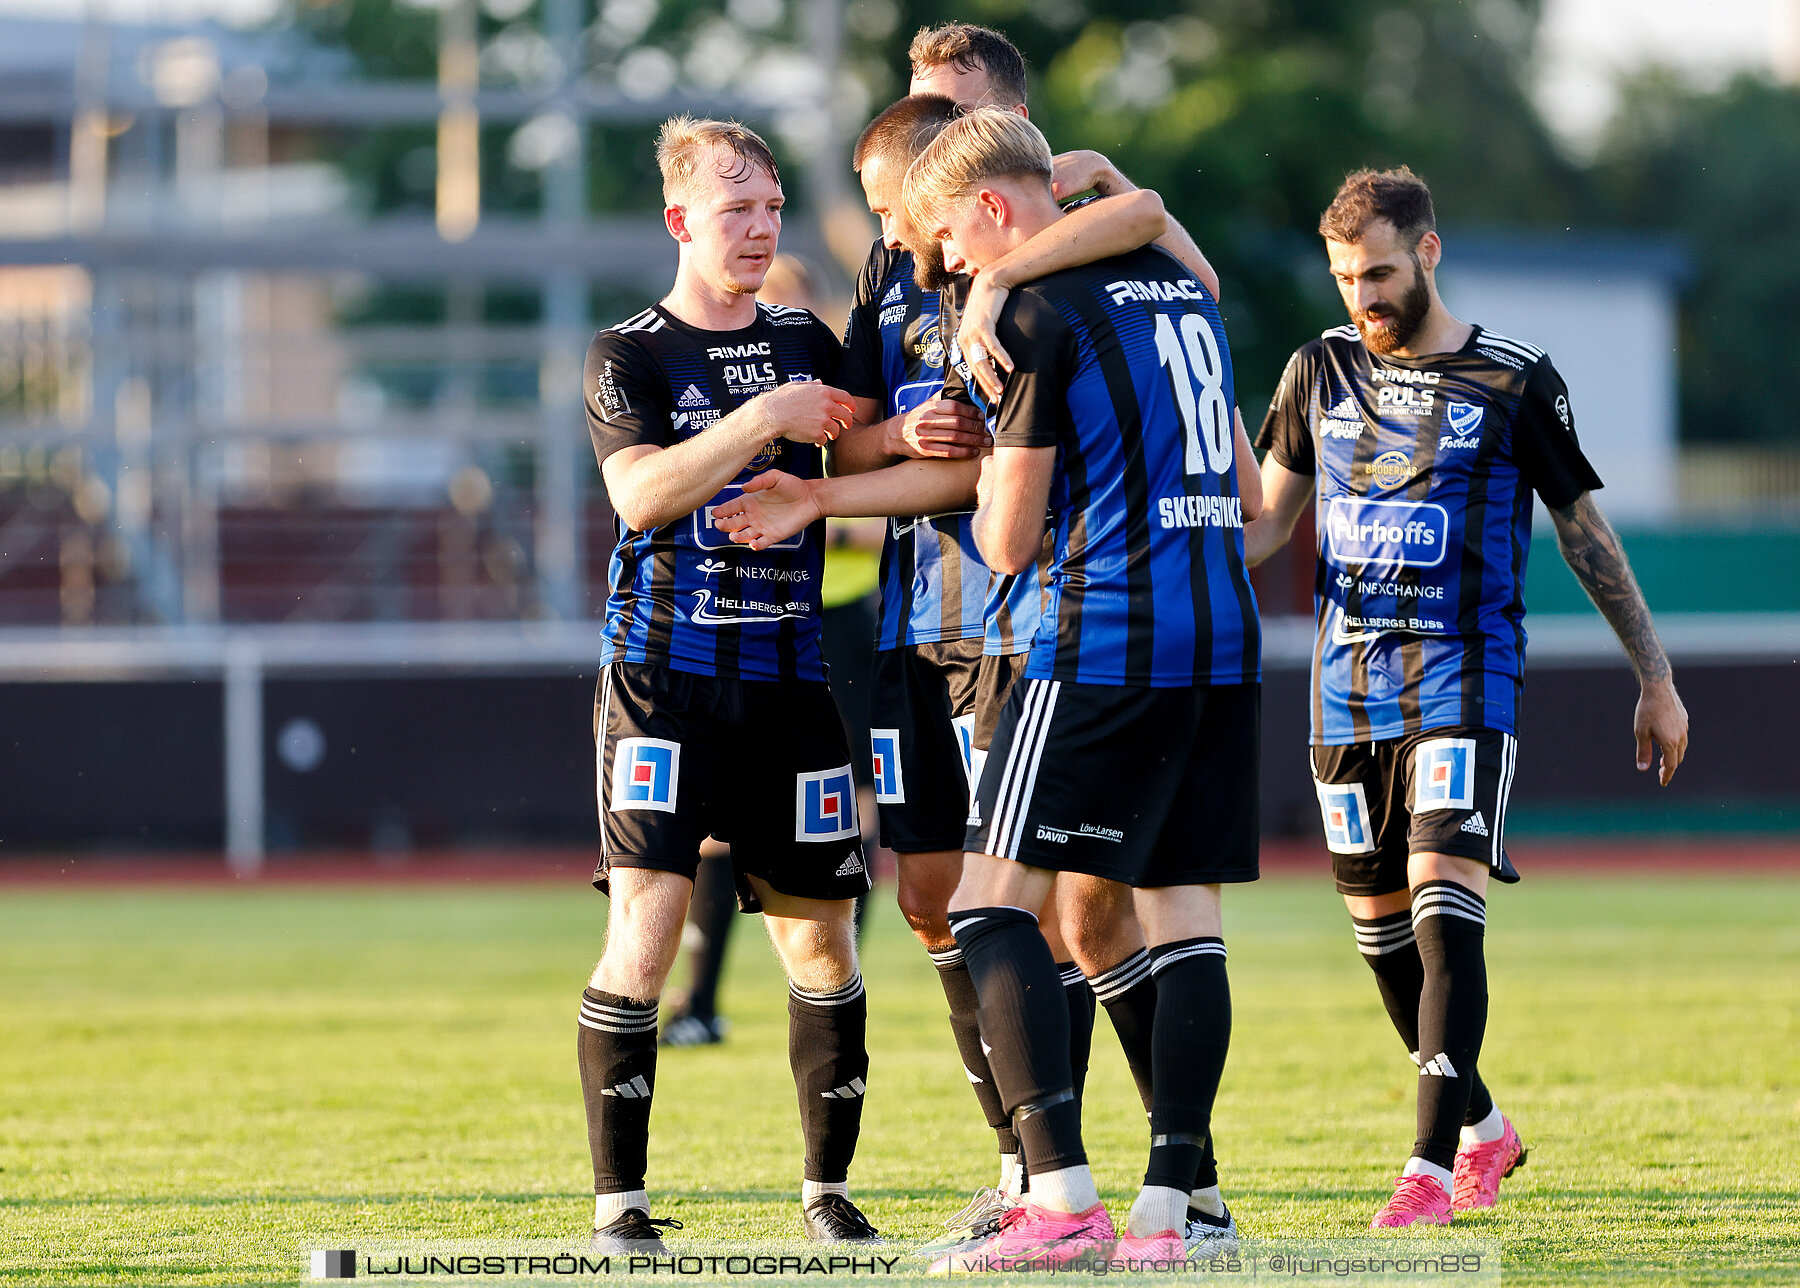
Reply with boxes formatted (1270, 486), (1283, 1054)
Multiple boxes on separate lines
(1245, 167), (1690, 1227)
(578, 117), (879, 1250)
(846, 25), (1223, 1243)
(715, 64), (1238, 1249)
(894, 108), (1262, 1267)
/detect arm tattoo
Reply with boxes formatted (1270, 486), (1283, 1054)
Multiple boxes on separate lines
(1550, 493), (1671, 683)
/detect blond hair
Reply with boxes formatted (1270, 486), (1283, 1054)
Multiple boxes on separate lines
(901, 107), (1052, 231)
(656, 115), (780, 204)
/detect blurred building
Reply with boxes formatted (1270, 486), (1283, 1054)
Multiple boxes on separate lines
(1439, 231), (1685, 524)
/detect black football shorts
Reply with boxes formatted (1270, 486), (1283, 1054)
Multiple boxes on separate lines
(965, 678), (1260, 888)
(972, 649), (1029, 758)
(867, 639), (985, 853)
(1310, 726), (1521, 897)
(594, 662), (872, 911)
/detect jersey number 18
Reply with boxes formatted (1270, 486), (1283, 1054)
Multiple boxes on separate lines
(1154, 312), (1231, 476)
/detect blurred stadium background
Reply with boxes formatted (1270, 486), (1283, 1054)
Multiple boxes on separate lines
(2, 0), (1798, 871)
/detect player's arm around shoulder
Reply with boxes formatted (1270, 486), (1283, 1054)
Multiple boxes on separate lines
(958, 153), (1207, 403)
(1547, 490), (1689, 784)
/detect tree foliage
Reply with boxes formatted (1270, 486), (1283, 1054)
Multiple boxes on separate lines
(848, 0), (1587, 404)
(1593, 71), (1800, 443)
(291, 0), (1799, 439)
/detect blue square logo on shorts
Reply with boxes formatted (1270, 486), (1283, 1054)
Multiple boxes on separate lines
(796, 766), (859, 842)
(1316, 780), (1376, 854)
(952, 713), (976, 782)
(870, 730), (904, 804)
(1413, 737), (1476, 813)
(612, 737), (679, 813)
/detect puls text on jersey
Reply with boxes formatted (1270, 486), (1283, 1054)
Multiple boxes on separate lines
(1371, 366), (1440, 417)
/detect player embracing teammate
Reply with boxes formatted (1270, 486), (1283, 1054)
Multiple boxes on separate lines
(905, 108), (1264, 1267)
(712, 26), (1255, 1261)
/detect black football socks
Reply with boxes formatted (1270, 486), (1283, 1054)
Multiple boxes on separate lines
(1087, 947), (1157, 1113)
(1059, 960), (1097, 1106)
(577, 987), (659, 1211)
(681, 853), (736, 1024)
(950, 906), (1087, 1179)
(1142, 938), (1231, 1193)
(1410, 883), (1490, 1172)
(1354, 905), (1495, 1130)
(788, 974), (870, 1184)
(930, 945), (1020, 1161)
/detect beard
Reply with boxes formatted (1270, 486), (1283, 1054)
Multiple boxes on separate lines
(910, 239), (954, 292)
(1353, 259), (1431, 354)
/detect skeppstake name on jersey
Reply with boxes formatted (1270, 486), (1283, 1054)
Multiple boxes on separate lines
(1158, 493), (1244, 530)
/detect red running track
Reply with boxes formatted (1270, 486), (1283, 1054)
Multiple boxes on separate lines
(1, 838), (1796, 886)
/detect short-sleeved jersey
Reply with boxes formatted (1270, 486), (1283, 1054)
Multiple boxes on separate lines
(586, 301), (843, 682)
(840, 240), (990, 650)
(1256, 323), (1604, 744)
(975, 245), (1261, 688)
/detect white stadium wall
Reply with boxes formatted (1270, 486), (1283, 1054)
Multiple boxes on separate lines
(1437, 238), (1684, 525)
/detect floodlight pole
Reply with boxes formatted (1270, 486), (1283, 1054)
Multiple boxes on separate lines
(535, 0), (589, 621)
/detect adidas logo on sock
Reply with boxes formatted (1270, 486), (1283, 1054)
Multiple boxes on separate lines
(1460, 811), (1489, 837)
(676, 383), (708, 408)
(835, 854), (865, 877)
(1419, 1053), (1459, 1078)
(602, 1075), (652, 1099)
(822, 1077), (866, 1099)
(964, 1066), (984, 1085)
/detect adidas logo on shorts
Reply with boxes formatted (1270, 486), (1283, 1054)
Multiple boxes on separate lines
(835, 854), (865, 878)
(1459, 811), (1490, 837)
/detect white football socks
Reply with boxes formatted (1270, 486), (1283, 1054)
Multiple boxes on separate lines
(1127, 1185), (1189, 1237)
(1460, 1105), (1507, 1146)
(1026, 1164), (1100, 1215)
(1188, 1184), (1226, 1218)
(595, 1189), (648, 1226)
(802, 1179), (849, 1207)
(1402, 1157), (1454, 1189)
(997, 1152), (1023, 1199)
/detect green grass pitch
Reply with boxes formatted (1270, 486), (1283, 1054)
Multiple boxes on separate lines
(2, 872), (1797, 1285)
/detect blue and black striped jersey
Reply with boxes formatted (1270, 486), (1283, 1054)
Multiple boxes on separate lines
(975, 245), (1261, 688)
(585, 301), (843, 682)
(841, 240), (1044, 655)
(840, 240), (987, 650)
(1257, 324), (1604, 745)
(938, 279), (1050, 659)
